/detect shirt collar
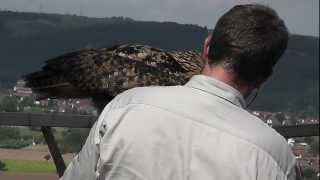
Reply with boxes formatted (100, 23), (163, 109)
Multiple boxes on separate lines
(185, 75), (246, 108)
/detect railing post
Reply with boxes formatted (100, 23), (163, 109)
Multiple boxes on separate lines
(41, 126), (66, 177)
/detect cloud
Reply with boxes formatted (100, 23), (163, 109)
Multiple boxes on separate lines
(270, 0), (319, 37)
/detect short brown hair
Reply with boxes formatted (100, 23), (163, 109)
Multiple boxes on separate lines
(208, 4), (289, 85)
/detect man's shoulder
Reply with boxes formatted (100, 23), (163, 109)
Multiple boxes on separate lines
(230, 111), (295, 173)
(124, 86), (181, 97)
(110, 86), (189, 108)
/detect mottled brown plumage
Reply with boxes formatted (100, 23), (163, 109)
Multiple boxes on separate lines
(24, 44), (203, 112)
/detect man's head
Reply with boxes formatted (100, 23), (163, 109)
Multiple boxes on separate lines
(202, 4), (288, 93)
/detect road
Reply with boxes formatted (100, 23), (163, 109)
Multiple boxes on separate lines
(0, 172), (58, 180)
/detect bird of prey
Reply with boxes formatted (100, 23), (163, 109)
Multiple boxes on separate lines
(24, 44), (203, 113)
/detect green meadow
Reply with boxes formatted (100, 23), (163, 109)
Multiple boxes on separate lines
(0, 159), (56, 173)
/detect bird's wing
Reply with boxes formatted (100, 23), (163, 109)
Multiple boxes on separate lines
(64, 44), (192, 97)
(24, 48), (98, 99)
(24, 44), (192, 100)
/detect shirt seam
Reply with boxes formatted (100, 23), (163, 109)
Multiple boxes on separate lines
(185, 75), (246, 107)
(108, 102), (291, 176)
(186, 86), (243, 108)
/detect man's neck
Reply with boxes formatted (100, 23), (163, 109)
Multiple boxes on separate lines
(201, 65), (251, 98)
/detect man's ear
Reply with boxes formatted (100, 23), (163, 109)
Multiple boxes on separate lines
(202, 35), (212, 62)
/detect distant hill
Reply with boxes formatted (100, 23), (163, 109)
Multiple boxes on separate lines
(0, 11), (318, 116)
(253, 35), (319, 117)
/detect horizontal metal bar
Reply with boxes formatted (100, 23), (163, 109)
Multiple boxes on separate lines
(0, 112), (97, 128)
(0, 112), (319, 137)
(273, 124), (319, 138)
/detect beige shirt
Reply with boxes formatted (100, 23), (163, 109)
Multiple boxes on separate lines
(61, 75), (296, 180)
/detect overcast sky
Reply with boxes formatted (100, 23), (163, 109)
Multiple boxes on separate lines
(0, 0), (318, 36)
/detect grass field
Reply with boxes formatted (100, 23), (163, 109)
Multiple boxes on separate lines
(0, 159), (56, 173)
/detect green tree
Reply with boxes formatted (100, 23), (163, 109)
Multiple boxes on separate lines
(19, 96), (34, 109)
(0, 127), (31, 149)
(309, 136), (319, 155)
(303, 168), (318, 180)
(0, 127), (20, 141)
(59, 129), (90, 153)
(0, 160), (6, 171)
(0, 96), (18, 112)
